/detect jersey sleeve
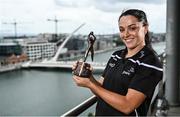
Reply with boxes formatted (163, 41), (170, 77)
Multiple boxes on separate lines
(128, 57), (163, 98)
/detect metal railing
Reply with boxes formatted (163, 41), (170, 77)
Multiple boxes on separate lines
(61, 95), (97, 116)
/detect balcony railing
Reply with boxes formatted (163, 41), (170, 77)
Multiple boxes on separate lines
(61, 95), (97, 116)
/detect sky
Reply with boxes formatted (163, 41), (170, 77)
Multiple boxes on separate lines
(0, 0), (166, 36)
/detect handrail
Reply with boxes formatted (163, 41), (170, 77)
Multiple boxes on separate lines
(61, 95), (97, 116)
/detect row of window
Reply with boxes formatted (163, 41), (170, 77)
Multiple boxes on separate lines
(27, 46), (54, 49)
(27, 45), (55, 48)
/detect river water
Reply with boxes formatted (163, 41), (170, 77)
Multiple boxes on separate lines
(0, 42), (165, 116)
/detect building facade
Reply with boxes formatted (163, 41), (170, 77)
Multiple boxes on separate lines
(24, 42), (56, 61)
(0, 43), (22, 56)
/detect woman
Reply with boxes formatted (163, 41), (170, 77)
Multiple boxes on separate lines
(72, 9), (163, 116)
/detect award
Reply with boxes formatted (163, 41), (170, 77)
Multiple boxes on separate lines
(73, 31), (96, 77)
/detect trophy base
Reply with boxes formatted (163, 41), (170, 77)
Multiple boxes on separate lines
(73, 61), (92, 78)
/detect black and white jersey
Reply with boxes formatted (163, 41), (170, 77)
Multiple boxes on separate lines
(96, 45), (163, 116)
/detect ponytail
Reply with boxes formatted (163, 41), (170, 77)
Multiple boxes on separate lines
(145, 31), (157, 55)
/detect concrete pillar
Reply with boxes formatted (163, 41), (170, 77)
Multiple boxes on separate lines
(165, 0), (180, 106)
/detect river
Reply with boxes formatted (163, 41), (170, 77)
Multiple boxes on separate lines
(0, 42), (165, 116)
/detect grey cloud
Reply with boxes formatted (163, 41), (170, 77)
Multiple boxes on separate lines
(97, 0), (165, 4)
(55, 0), (91, 8)
(55, 0), (166, 12)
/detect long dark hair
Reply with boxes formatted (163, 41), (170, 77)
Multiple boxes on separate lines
(118, 9), (156, 54)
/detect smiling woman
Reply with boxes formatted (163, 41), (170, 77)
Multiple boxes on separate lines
(72, 9), (163, 116)
(119, 16), (147, 51)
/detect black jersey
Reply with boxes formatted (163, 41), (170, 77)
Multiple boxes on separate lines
(96, 46), (163, 116)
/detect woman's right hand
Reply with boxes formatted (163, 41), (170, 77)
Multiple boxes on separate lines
(72, 60), (93, 78)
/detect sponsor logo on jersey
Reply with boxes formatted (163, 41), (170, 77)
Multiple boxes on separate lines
(122, 67), (135, 76)
(109, 63), (115, 67)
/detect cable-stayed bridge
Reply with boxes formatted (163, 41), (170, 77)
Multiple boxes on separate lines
(22, 60), (106, 73)
(22, 23), (107, 72)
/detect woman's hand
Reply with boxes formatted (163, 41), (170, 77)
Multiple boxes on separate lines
(72, 60), (94, 88)
(73, 75), (92, 88)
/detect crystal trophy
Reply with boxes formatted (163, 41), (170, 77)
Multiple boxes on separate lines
(73, 31), (96, 78)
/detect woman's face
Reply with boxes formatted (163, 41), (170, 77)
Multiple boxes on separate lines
(119, 15), (148, 49)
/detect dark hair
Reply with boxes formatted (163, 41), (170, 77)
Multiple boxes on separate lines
(118, 9), (155, 53)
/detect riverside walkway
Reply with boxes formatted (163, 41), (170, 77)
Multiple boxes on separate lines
(0, 63), (22, 73)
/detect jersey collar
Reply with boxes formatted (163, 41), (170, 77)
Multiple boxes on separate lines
(121, 45), (151, 60)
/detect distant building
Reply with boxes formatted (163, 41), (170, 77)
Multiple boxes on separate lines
(0, 43), (22, 56)
(6, 53), (28, 64)
(65, 38), (85, 51)
(94, 34), (117, 50)
(24, 42), (56, 61)
(0, 53), (28, 65)
(0, 37), (57, 61)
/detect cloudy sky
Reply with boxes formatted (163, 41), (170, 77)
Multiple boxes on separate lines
(0, 0), (166, 36)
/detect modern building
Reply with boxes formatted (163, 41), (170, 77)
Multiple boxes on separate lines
(0, 37), (57, 61)
(24, 42), (56, 61)
(0, 43), (22, 56)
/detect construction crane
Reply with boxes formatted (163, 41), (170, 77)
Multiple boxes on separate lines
(47, 16), (62, 36)
(2, 19), (18, 38)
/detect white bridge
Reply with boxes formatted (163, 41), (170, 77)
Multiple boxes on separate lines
(22, 23), (106, 72)
(22, 60), (106, 73)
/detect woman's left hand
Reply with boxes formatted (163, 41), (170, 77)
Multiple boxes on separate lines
(73, 75), (92, 88)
